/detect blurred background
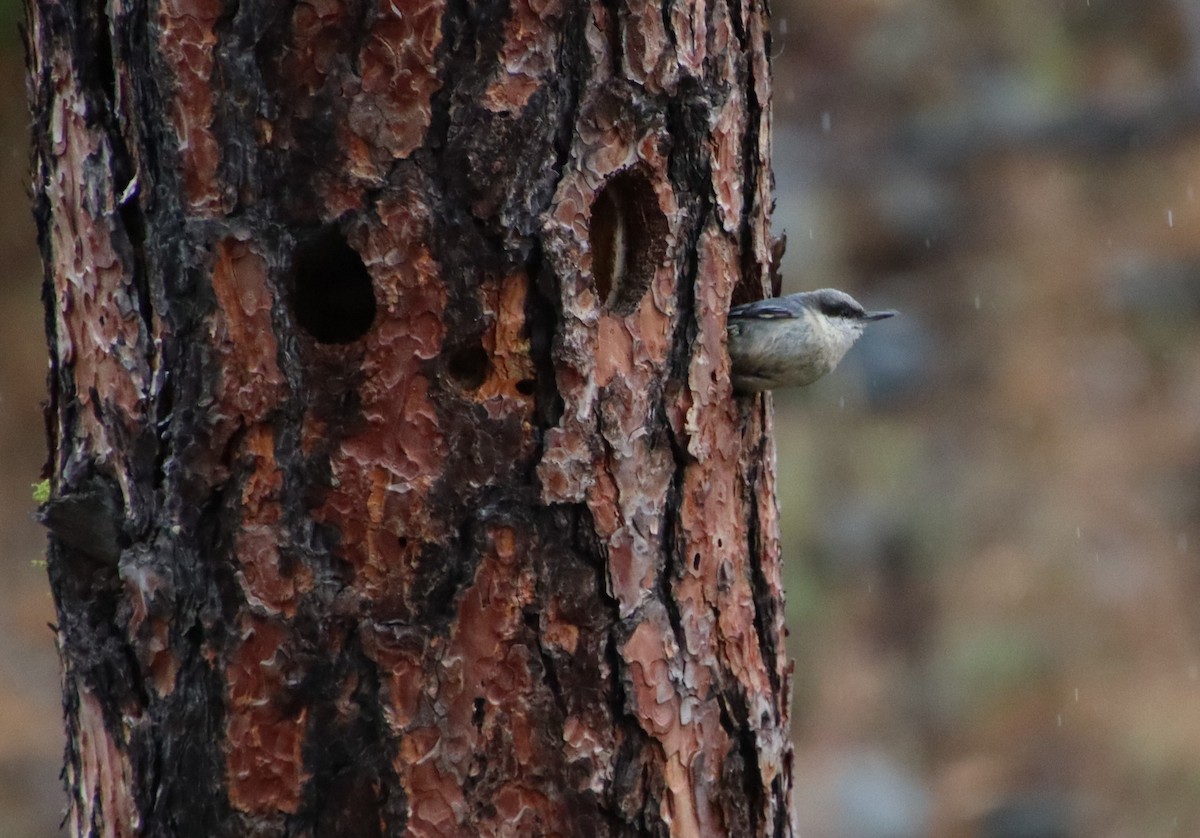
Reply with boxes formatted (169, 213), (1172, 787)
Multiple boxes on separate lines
(772, 1), (1200, 836)
(3, 1), (1200, 835)
(0, 0), (71, 835)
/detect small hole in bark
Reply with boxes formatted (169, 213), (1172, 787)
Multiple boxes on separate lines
(447, 343), (490, 391)
(472, 697), (486, 727)
(289, 227), (376, 344)
(693, 553), (701, 570)
(515, 378), (535, 396)
(588, 167), (667, 315)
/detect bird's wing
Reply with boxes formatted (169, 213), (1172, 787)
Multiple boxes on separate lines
(728, 300), (799, 320)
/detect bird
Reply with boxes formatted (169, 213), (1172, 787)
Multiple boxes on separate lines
(726, 288), (896, 393)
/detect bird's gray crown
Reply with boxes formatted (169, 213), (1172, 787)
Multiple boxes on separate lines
(806, 288), (868, 320)
(805, 288), (896, 322)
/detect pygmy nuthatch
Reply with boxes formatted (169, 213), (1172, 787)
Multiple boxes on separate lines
(726, 289), (896, 393)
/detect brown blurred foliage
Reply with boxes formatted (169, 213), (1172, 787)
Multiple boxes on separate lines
(772, 1), (1200, 836)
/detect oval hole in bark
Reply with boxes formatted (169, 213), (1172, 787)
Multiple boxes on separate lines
(289, 227), (376, 344)
(588, 167), (667, 315)
(447, 343), (490, 391)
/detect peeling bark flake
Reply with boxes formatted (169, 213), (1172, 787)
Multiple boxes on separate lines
(350, 0), (445, 160)
(158, 0), (226, 214)
(71, 689), (140, 838)
(483, 0), (564, 112)
(624, 604), (729, 837)
(45, 53), (148, 486)
(226, 617), (309, 815)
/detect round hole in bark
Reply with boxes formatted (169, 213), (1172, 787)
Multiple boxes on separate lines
(515, 378), (535, 396)
(289, 227), (376, 344)
(446, 343), (490, 391)
(588, 167), (668, 315)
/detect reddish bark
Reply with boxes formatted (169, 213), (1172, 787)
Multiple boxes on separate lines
(28, 0), (793, 834)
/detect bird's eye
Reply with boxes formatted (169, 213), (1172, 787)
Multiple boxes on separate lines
(822, 301), (860, 319)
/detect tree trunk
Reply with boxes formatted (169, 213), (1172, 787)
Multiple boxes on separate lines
(26, 0), (792, 834)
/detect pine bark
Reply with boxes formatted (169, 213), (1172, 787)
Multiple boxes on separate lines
(26, 0), (792, 835)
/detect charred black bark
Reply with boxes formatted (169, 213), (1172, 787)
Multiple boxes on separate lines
(28, 0), (793, 834)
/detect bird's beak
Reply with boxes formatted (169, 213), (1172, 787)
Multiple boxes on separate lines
(864, 310), (897, 321)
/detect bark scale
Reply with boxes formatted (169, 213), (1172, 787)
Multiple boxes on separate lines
(26, 0), (792, 834)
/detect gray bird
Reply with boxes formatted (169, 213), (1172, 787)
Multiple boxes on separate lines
(726, 289), (896, 393)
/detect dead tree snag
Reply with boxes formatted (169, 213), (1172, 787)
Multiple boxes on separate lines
(27, 0), (794, 834)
